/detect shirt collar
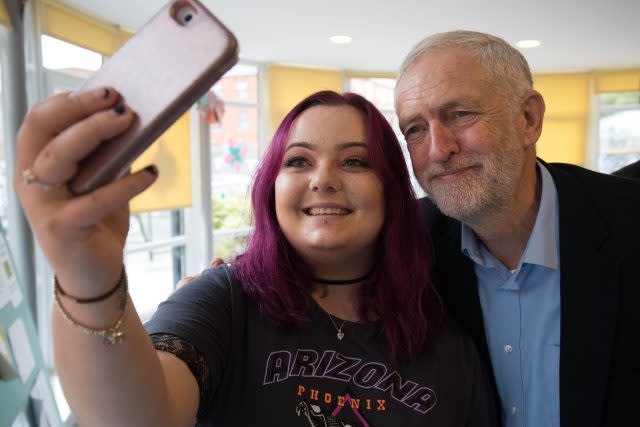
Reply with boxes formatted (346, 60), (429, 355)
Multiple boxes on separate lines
(461, 161), (560, 270)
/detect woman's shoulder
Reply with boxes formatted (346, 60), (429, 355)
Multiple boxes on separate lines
(175, 263), (244, 297)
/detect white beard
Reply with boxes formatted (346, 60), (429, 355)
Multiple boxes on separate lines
(417, 142), (524, 224)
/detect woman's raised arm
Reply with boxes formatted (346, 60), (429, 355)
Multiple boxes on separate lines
(14, 88), (199, 426)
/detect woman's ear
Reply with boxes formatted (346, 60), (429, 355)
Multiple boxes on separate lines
(520, 90), (546, 148)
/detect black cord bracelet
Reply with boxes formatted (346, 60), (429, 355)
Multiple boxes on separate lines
(54, 268), (126, 304)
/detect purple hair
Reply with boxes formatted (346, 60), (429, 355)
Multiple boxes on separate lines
(236, 91), (442, 360)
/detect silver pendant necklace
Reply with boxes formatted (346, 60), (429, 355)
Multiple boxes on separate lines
(327, 313), (346, 340)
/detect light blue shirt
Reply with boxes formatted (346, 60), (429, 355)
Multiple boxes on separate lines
(461, 162), (560, 427)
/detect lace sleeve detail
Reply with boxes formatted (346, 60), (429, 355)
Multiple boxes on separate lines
(151, 333), (211, 415)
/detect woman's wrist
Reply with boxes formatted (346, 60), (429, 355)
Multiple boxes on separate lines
(55, 267), (126, 304)
(53, 267), (129, 345)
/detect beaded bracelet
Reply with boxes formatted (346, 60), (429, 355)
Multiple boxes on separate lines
(53, 269), (128, 345)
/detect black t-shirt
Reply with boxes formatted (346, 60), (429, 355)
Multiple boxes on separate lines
(145, 264), (496, 427)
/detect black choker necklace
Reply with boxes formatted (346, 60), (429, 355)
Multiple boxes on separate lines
(312, 272), (371, 285)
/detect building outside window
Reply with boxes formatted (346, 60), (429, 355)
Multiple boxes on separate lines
(236, 80), (249, 100)
(209, 64), (261, 260)
(598, 91), (640, 173)
(237, 110), (249, 131)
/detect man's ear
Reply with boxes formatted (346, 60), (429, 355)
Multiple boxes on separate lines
(520, 90), (545, 148)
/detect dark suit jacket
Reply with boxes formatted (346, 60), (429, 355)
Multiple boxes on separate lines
(612, 159), (640, 179)
(420, 161), (640, 427)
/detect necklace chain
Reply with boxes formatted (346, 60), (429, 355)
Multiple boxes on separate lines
(327, 313), (346, 340)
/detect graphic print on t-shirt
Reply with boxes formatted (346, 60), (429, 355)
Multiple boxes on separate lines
(264, 348), (437, 425)
(296, 396), (365, 427)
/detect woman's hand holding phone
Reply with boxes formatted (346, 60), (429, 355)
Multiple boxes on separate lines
(14, 87), (156, 296)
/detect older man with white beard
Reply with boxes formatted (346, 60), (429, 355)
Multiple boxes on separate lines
(395, 30), (640, 427)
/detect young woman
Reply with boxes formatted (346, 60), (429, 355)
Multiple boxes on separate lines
(15, 89), (495, 426)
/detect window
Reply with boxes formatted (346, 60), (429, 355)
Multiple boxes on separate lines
(125, 210), (186, 322)
(41, 35), (102, 78)
(209, 64), (261, 260)
(236, 80), (249, 100)
(348, 77), (425, 197)
(237, 110), (249, 131)
(598, 91), (640, 173)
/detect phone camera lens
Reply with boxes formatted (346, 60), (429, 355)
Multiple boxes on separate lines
(176, 6), (196, 25)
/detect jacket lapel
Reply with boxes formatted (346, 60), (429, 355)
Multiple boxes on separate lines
(547, 163), (620, 427)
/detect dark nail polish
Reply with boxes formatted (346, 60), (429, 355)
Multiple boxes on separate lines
(113, 104), (126, 115)
(103, 88), (110, 99)
(144, 165), (158, 176)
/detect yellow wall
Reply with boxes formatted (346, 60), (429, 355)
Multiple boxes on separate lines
(265, 65), (343, 138)
(534, 73), (591, 165)
(39, 0), (131, 55)
(594, 69), (640, 93)
(533, 69), (640, 166)
(130, 113), (192, 212)
(344, 70), (396, 79)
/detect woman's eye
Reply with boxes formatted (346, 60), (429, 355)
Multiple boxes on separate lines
(343, 158), (369, 168)
(283, 157), (309, 168)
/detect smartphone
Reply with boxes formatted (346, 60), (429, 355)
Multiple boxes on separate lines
(68, 0), (238, 195)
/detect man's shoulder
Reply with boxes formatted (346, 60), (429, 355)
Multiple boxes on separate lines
(546, 162), (640, 241)
(612, 159), (640, 179)
(546, 161), (639, 183)
(546, 162), (640, 201)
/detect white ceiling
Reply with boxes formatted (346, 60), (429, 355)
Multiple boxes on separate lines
(61, 0), (640, 74)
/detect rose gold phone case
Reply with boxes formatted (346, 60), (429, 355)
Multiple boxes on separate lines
(68, 0), (238, 195)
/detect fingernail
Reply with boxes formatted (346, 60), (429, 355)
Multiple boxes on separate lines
(94, 87), (110, 99)
(113, 104), (126, 115)
(144, 165), (158, 176)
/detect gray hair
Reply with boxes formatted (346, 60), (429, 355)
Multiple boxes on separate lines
(397, 30), (533, 100)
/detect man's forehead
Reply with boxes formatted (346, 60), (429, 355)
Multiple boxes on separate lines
(395, 73), (481, 116)
(398, 49), (482, 88)
(395, 51), (490, 110)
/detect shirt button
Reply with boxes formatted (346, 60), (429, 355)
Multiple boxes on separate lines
(505, 344), (513, 353)
(511, 406), (519, 416)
